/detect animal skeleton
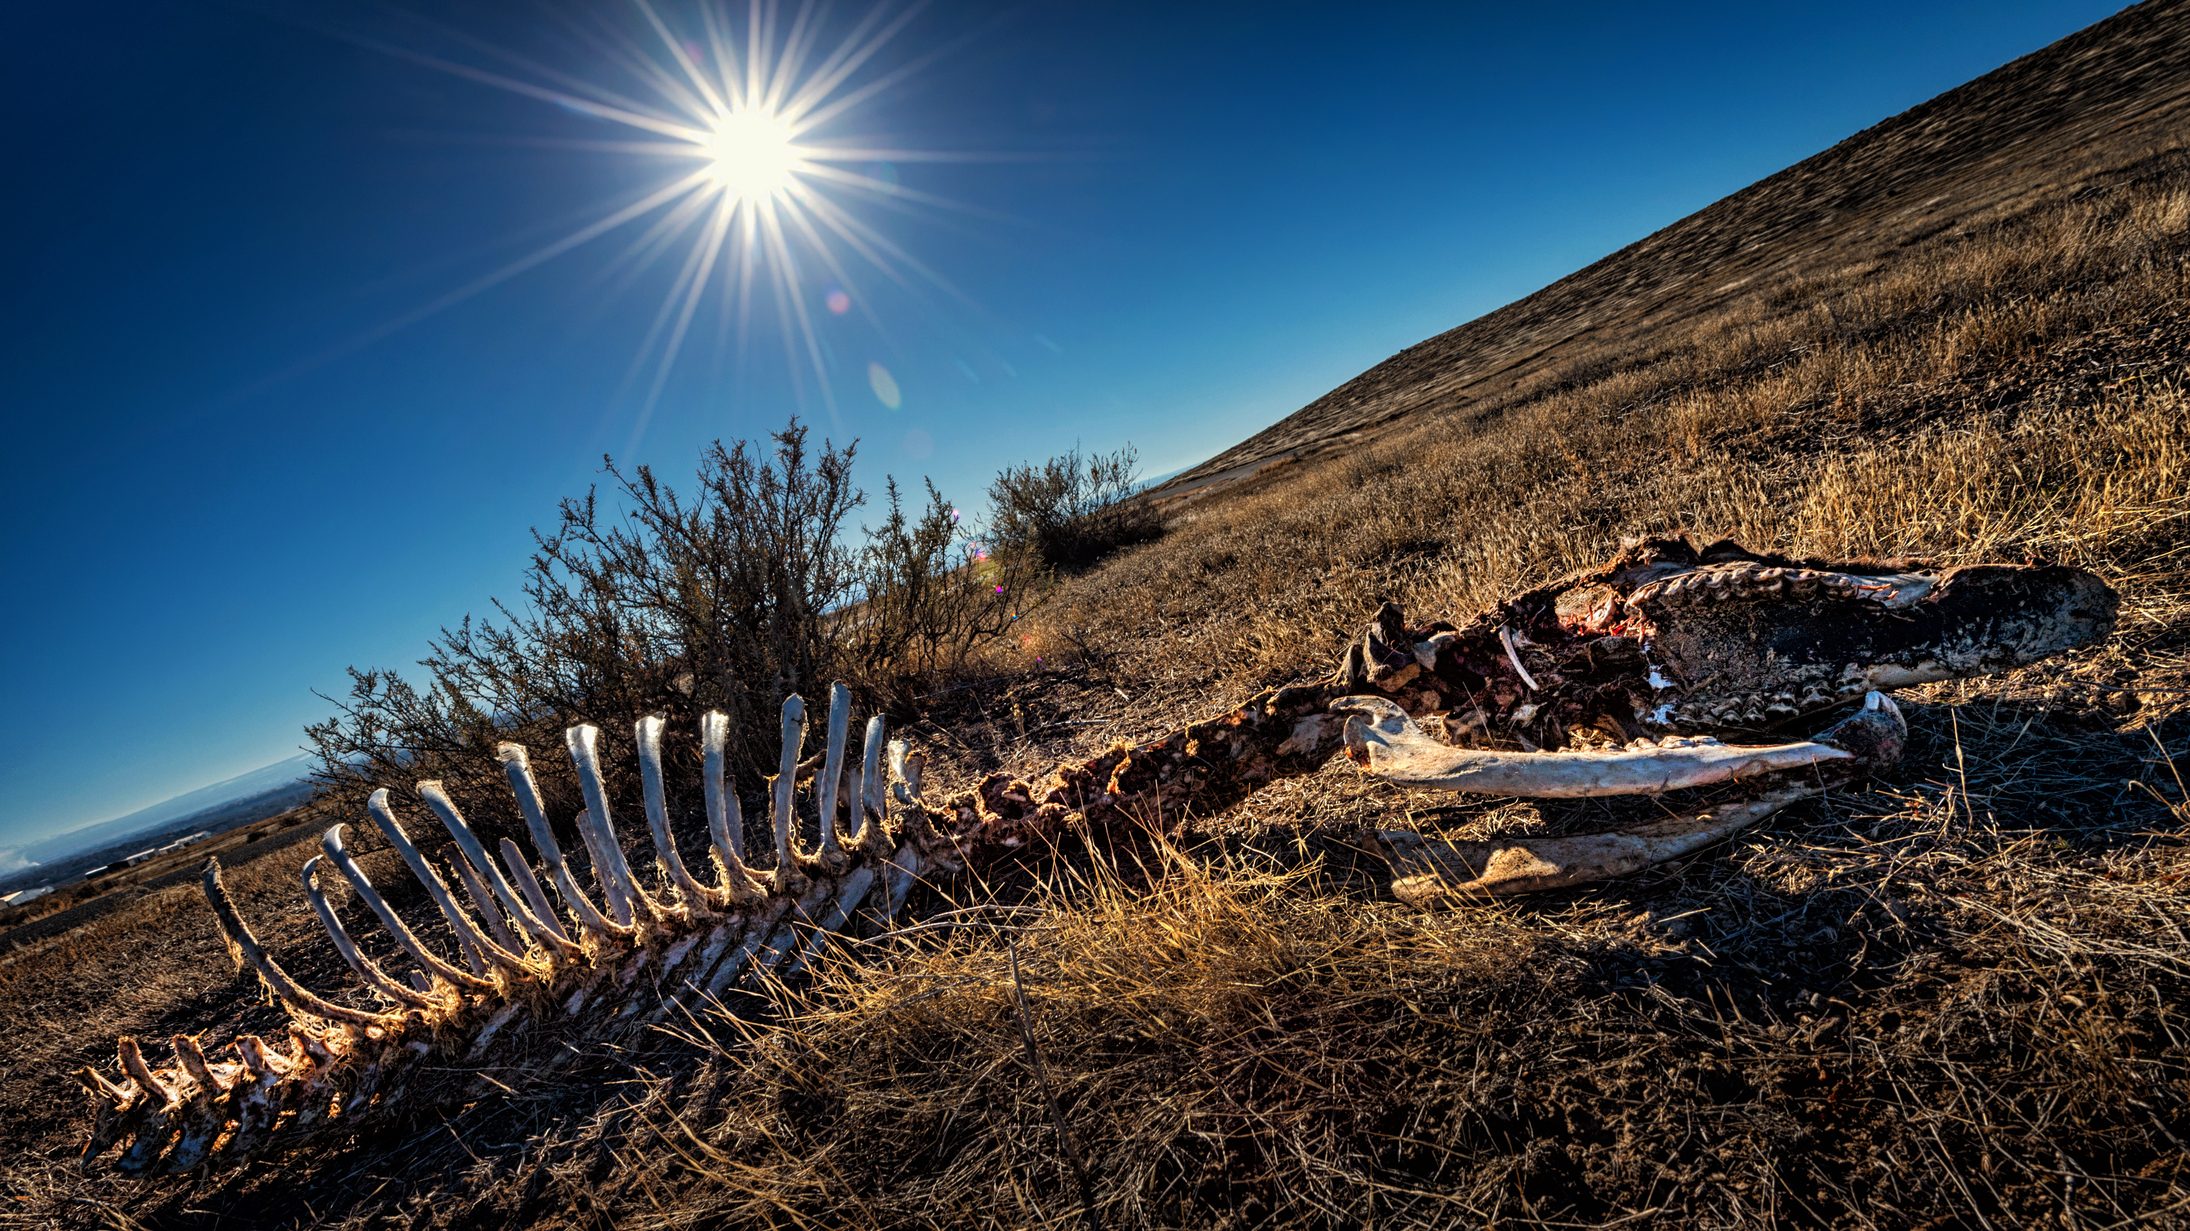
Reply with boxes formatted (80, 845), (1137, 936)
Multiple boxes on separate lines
(79, 538), (2116, 1173)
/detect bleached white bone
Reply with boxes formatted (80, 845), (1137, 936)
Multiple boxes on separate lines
(567, 725), (649, 925)
(201, 859), (395, 1026)
(700, 900), (793, 998)
(365, 789), (530, 976)
(771, 694), (806, 881)
(450, 849), (521, 954)
(320, 824), (493, 992)
(1498, 625), (1540, 691)
(787, 856), (888, 976)
(498, 837), (576, 948)
(700, 710), (766, 901)
(418, 780), (573, 954)
(301, 855), (438, 1009)
(817, 683), (852, 856)
(1337, 696), (1852, 796)
(636, 715), (717, 914)
(881, 738), (930, 919)
(1380, 786), (1814, 899)
(496, 743), (631, 943)
(856, 714), (887, 844)
(887, 739), (924, 805)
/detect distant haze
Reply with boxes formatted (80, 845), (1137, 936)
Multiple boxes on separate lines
(1, 754), (313, 872)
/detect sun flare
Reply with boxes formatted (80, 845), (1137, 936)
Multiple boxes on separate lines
(367, 0), (993, 428)
(697, 108), (807, 201)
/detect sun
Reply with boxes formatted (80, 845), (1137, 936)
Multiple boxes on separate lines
(698, 108), (807, 202)
(360, 0), (999, 428)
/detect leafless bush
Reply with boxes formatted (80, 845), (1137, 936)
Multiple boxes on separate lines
(986, 443), (1163, 574)
(306, 419), (1027, 837)
(844, 478), (1040, 702)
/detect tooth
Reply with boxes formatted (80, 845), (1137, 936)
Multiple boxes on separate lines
(301, 855), (438, 1010)
(497, 743), (631, 944)
(636, 715), (716, 914)
(201, 857), (399, 1024)
(567, 725), (650, 925)
(321, 825), (494, 993)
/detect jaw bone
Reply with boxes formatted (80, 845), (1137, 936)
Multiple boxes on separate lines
(1369, 692), (1908, 899)
(1335, 695), (1861, 796)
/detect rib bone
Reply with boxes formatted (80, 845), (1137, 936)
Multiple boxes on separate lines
(567, 725), (650, 925)
(771, 694), (806, 881)
(365, 789), (530, 976)
(701, 710), (766, 901)
(497, 743), (632, 944)
(301, 855), (439, 1010)
(637, 714), (719, 913)
(202, 859), (395, 1027)
(418, 780), (574, 955)
(321, 823), (494, 993)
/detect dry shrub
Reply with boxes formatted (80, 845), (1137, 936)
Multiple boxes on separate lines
(987, 443), (1164, 574)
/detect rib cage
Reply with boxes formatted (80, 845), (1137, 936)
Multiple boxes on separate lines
(80, 685), (944, 1175)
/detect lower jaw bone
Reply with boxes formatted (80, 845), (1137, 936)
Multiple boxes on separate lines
(1378, 786), (1816, 900)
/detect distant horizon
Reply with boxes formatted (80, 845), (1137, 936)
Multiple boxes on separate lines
(1, 0), (2130, 848)
(1, 751), (317, 870)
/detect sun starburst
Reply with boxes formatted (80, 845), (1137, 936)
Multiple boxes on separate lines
(347, 0), (995, 441)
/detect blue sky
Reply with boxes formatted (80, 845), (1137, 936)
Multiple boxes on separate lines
(0, 0), (2125, 851)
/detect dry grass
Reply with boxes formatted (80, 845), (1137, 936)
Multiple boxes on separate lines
(7, 63), (2190, 1231)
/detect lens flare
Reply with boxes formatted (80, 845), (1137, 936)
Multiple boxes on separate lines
(867, 361), (902, 409)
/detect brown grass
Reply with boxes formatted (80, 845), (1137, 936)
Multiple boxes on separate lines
(6, 70), (2190, 1231)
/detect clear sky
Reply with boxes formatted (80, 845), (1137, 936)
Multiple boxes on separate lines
(0, 0), (2127, 852)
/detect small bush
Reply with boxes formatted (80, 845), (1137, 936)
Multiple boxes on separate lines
(987, 443), (1163, 573)
(306, 418), (1033, 841)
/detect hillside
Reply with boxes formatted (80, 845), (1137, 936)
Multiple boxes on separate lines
(1159, 0), (2190, 500)
(3, 3), (2188, 1228)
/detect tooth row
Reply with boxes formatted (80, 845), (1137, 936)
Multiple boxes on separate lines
(1630, 564), (1929, 608)
(1670, 682), (1854, 729)
(80, 684), (940, 1176)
